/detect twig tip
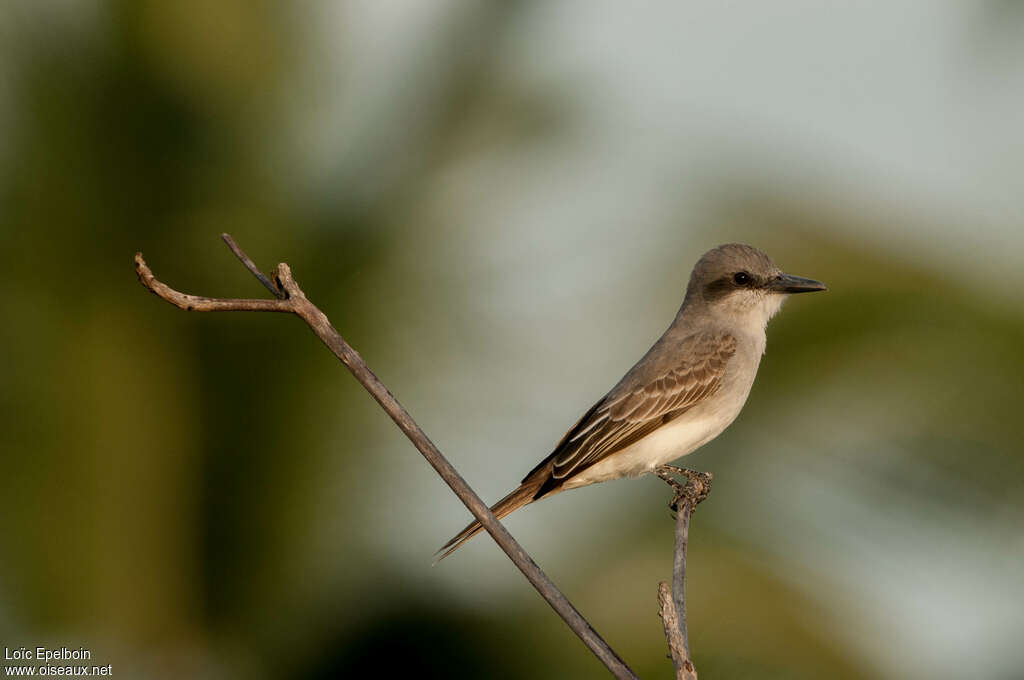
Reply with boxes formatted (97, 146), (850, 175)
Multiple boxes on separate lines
(134, 252), (152, 280)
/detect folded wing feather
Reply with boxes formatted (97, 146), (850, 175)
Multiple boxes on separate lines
(547, 331), (737, 483)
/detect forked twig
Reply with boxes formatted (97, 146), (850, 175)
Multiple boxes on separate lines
(134, 235), (640, 680)
(221, 233), (283, 299)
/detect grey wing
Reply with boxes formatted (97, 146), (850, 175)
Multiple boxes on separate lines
(542, 331), (737, 486)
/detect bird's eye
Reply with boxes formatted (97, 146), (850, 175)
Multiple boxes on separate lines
(733, 272), (751, 286)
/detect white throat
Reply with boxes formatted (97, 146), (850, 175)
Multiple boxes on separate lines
(709, 291), (787, 348)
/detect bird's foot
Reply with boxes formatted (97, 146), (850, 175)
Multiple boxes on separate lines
(655, 465), (712, 513)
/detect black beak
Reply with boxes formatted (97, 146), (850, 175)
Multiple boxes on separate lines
(769, 272), (827, 294)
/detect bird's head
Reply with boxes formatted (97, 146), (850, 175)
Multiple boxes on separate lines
(683, 243), (827, 329)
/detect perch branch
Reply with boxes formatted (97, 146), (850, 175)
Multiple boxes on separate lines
(658, 477), (707, 680)
(658, 583), (690, 678)
(134, 235), (639, 680)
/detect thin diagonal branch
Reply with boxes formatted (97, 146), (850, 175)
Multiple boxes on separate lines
(220, 233), (283, 299)
(134, 236), (640, 680)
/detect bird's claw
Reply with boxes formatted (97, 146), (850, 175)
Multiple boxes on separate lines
(655, 465), (712, 513)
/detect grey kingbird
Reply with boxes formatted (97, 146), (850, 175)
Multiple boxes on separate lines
(438, 243), (826, 559)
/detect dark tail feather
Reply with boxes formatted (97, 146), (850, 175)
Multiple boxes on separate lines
(434, 478), (545, 563)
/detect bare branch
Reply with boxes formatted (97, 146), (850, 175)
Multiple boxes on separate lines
(220, 233), (284, 299)
(671, 500), (694, 668)
(134, 236), (640, 680)
(135, 253), (291, 313)
(658, 582), (693, 679)
(657, 477), (708, 680)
